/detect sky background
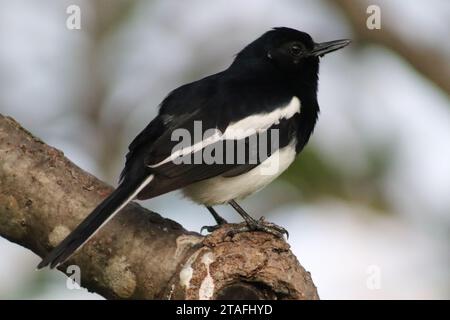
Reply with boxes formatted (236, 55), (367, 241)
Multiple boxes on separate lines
(0, 0), (449, 299)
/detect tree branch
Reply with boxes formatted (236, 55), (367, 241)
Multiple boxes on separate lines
(0, 114), (318, 300)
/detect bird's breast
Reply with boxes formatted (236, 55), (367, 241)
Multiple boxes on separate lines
(182, 140), (297, 206)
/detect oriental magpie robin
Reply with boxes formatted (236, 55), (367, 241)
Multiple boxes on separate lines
(38, 27), (350, 269)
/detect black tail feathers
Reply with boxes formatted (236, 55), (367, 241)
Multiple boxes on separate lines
(37, 175), (153, 269)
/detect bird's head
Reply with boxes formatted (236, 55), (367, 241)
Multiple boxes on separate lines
(235, 27), (350, 77)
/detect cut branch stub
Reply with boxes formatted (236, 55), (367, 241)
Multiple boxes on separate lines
(168, 224), (319, 300)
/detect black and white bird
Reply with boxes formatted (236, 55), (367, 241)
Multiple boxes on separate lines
(38, 27), (350, 269)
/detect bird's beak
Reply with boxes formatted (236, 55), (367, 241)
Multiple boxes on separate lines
(310, 39), (351, 57)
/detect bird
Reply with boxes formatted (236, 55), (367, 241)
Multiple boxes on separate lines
(38, 27), (350, 269)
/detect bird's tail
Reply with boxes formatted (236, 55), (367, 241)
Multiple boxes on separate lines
(37, 175), (154, 269)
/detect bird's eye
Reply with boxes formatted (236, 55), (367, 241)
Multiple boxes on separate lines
(290, 45), (303, 56)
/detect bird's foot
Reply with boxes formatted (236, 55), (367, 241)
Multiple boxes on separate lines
(200, 218), (228, 234)
(227, 217), (289, 239)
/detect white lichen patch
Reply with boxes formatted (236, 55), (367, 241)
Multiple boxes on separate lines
(174, 234), (203, 259)
(179, 249), (202, 289)
(105, 255), (136, 298)
(199, 252), (215, 300)
(179, 264), (193, 289)
(48, 225), (70, 247)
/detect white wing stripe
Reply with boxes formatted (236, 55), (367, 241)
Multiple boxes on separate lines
(148, 96), (300, 168)
(224, 96), (300, 139)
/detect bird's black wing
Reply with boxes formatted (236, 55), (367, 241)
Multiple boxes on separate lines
(130, 76), (299, 199)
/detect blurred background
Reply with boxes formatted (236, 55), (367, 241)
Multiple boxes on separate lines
(0, 0), (449, 299)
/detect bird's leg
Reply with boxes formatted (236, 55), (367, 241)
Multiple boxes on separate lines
(201, 206), (228, 234)
(228, 200), (288, 238)
(207, 206), (228, 225)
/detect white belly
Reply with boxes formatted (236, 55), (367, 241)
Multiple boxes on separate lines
(182, 142), (297, 206)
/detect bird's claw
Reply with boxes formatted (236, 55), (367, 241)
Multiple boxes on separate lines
(226, 217), (289, 239)
(200, 224), (222, 234)
(200, 217), (228, 234)
(257, 217), (289, 239)
(201, 217), (288, 240)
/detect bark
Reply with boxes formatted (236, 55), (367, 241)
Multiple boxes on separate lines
(0, 114), (318, 300)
